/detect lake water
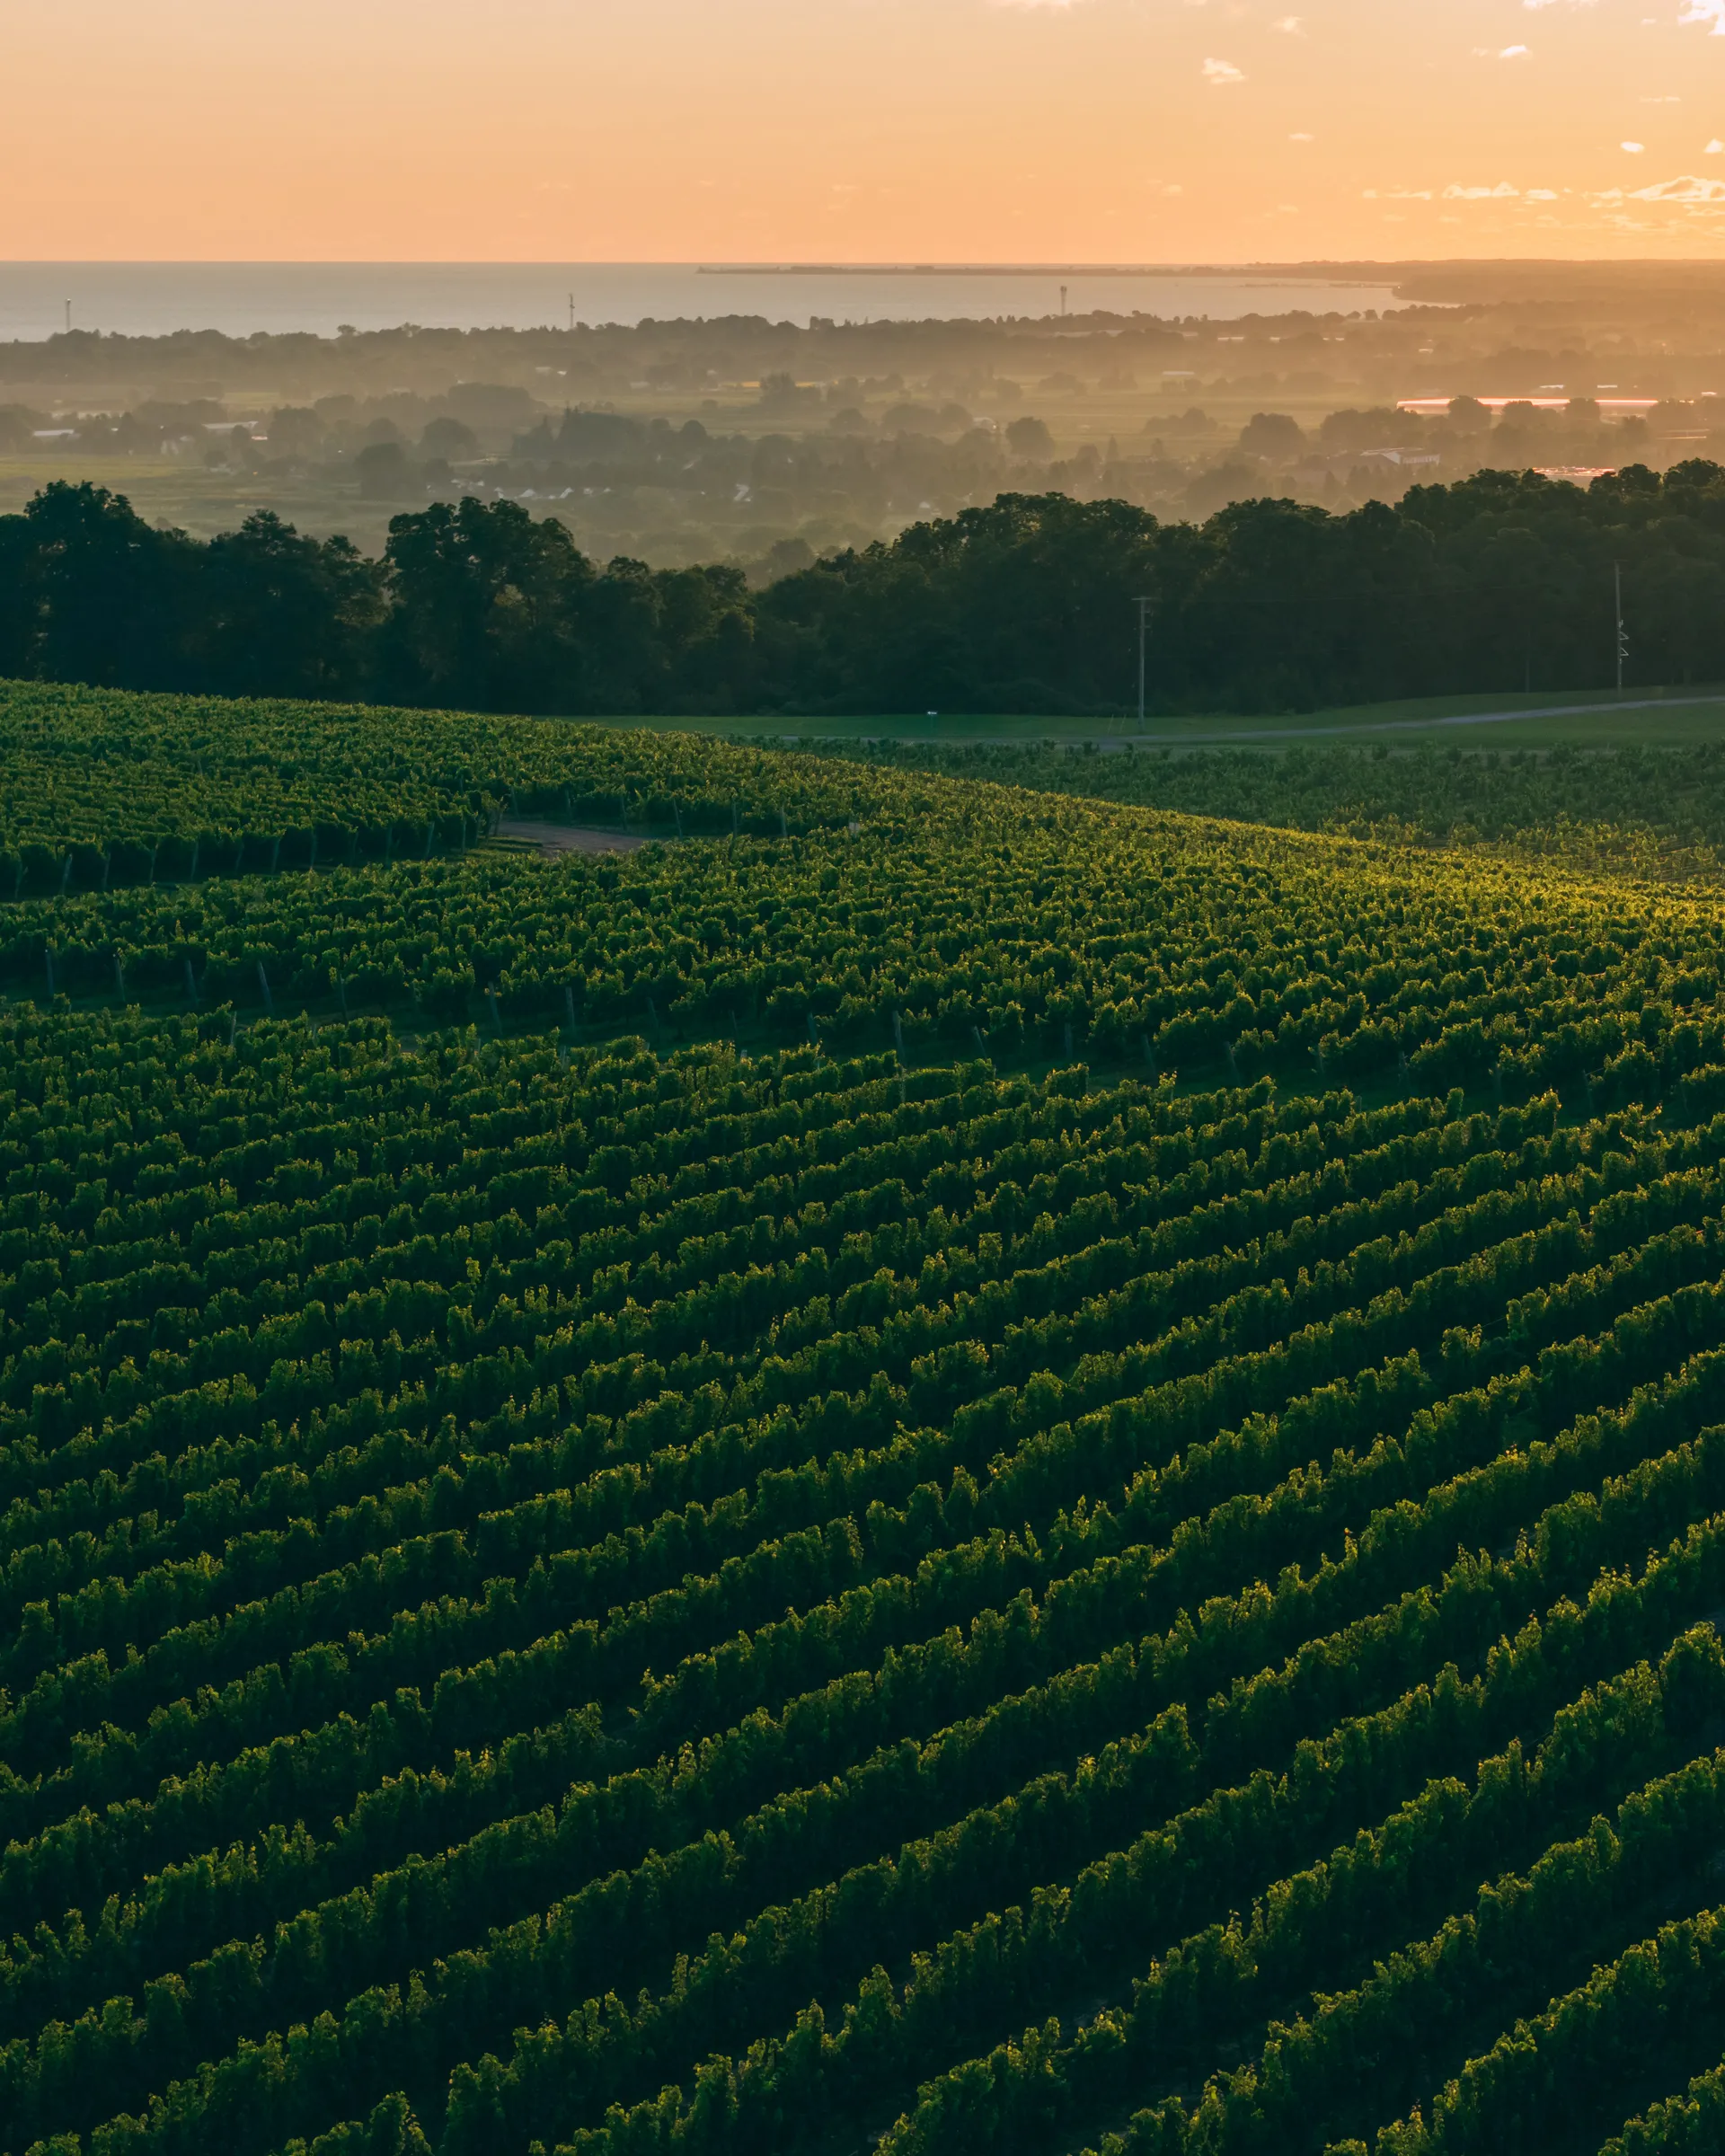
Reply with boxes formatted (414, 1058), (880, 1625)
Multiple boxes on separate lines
(0, 263), (1411, 342)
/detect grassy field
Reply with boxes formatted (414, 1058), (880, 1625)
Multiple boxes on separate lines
(597, 685), (1725, 749)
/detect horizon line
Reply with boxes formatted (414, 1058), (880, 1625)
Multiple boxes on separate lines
(5, 254), (1725, 271)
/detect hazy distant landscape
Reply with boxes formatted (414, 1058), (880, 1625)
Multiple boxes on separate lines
(3, 258), (1720, 571)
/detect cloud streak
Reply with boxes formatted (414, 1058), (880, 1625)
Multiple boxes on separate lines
(1629, 171), (1725, 198)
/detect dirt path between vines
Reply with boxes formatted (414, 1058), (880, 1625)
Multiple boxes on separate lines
(491, 820), (652, 854)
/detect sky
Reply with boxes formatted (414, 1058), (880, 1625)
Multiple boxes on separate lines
(6, 0), (1725, 262)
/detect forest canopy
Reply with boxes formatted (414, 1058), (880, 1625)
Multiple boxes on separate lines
(4, 464), (1725, 716)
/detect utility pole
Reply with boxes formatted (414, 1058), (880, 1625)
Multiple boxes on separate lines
(63, 298), (70, 334)
(1060, 284), (1068, 318)
(1135, 596), (1153, 732)
(568, 291), (575, 331)
(1614, 561), (1628, 694)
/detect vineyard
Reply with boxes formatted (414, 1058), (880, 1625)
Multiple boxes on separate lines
(0, 683), (896, 889)
(4, 681), (1725, 2156)
(819, 738), (1725, 883)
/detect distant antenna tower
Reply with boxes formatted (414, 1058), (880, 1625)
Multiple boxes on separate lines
(1614, 561), (1628, 693)
(1060, 285), (1068, 317)
(568, 292), (575, 331)
(64, 298), (71, 333)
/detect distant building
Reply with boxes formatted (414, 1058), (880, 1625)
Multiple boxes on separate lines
(1358, 447), (1442, 471)
(1295, 446), (1443, 483)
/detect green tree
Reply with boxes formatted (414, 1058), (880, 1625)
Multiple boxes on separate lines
(196, 511), (384, 699)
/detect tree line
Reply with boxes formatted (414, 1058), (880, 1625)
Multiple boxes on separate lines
(5, 465), (1725, 715)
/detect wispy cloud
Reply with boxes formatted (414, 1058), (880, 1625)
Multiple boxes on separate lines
(1444, 180), (1521, 197)
(1271, 15), (1305, 32)
(1622, 139), (1647, 151)
(1680, 0), (1725, 33)
(1499, 43), (1532, 57)
(1629, 172), (1725, 199)
(1202, 56), (1245, 84)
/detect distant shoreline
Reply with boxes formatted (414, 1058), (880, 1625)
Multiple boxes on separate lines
(0, 261), (1411, 340)
(694, 263), (1387, 279)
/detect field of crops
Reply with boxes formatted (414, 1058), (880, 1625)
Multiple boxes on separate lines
(5, 680), (1725, 2156)
(818, 736), (1725, 883)
(0, 683), (899, 889)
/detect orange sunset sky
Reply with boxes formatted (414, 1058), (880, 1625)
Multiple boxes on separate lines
(8, 0), (1725, 261)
